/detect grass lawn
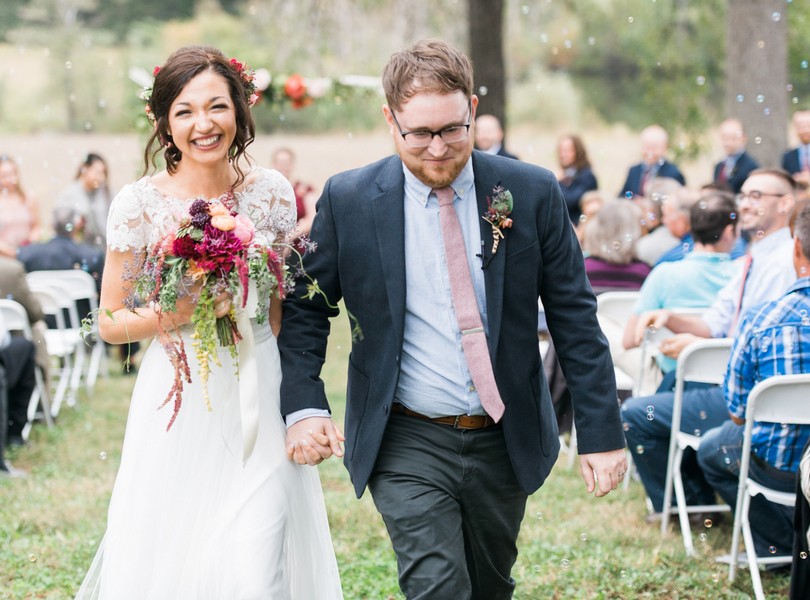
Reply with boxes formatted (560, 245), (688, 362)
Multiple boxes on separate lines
(0, 311), (791, 599)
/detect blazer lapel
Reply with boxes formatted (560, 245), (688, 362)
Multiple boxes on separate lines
(472, 152), (506, 361)
(371, 158), (407, 348)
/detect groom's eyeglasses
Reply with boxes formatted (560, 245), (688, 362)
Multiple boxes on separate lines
(391, 101), (472, 148)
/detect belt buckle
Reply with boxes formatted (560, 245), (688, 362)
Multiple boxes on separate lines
(453, 415), (463, 429)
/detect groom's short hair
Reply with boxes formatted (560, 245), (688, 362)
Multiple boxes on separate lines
(382, 39), (473, 112)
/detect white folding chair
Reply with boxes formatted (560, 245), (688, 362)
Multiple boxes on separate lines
(27, 284), (80, 418)
(27, 269), (107, 392)
(591, 291), (640, 478)
(727, 374), (810, 599)
(0, 299), (53, 440)
(596, 291), (642, 397)
(660, 337), (734, 555)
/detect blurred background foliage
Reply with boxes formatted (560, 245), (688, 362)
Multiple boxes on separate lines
(0, 0), (808, 150)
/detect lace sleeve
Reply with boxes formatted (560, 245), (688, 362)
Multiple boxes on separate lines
(106, 183), (149, 252)
(240, 168), (297, 246)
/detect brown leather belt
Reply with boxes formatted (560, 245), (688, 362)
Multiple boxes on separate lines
(390, 403), (498, 430)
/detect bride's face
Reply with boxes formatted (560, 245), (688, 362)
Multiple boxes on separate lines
(167, 70), (237, 168)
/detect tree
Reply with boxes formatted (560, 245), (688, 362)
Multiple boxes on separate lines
(468, 0), (506, 128)
(726, 0), (789, 167)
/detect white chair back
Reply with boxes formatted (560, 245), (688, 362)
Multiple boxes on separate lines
(661, 337), (734, 552)
(728, 373), (810, 599)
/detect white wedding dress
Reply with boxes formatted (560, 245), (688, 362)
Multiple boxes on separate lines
(75, 167), (342, 600)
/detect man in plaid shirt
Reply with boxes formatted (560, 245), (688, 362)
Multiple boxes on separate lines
(698, 203), (810, 558)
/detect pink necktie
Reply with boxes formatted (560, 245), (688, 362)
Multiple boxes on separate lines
(435, 187), (505, 422)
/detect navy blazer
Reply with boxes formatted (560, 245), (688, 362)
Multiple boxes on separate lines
(278, 151), (624, 497)
(782, 148), (803, 175)
(620, 161), (685, 198)
(713, 151), (759, 194)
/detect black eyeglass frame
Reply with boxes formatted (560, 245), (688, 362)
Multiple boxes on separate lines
(390, 100), (473, 148)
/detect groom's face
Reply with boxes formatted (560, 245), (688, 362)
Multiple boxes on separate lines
(384, 91), (477, 189)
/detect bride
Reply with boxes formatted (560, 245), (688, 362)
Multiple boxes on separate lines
(75, 46), (343, 599)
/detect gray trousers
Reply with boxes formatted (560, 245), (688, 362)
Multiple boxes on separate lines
(368, 412), (528, 600)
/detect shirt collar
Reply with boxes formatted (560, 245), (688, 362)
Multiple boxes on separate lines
(787, 276), (810, 294)
(750, 227), (792, 260)
(402, 157), (475, 207)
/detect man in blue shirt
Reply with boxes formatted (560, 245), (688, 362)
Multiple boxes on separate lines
(697, 203), (810, 558)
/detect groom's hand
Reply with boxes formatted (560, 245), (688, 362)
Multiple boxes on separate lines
(286, 417), (345, 466)
(579, 448), (628, 497)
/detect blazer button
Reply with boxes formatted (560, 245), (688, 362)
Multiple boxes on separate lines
(383, 405), (389, 415)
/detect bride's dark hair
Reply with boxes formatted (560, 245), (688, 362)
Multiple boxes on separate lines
(142, 45), (255, 187)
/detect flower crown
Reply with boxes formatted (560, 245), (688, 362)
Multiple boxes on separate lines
(140, 57), (259, 124)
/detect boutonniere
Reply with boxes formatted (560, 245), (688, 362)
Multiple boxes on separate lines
(482, 185), (514, 256)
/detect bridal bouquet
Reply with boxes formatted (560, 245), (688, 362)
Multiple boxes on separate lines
(134, 197), (291, 430)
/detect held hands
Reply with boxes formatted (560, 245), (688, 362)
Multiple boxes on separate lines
(579, 448), (628, 497)
(286, 417), (345, 466)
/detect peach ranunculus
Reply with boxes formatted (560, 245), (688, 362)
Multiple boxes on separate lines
(208, 204), (230, 217)
(211, 214), (236, 231)
(232, 214), (254, 244)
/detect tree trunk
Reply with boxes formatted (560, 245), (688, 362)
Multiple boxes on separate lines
(726, 0), (788, 167)
(467, 0), (505, 128)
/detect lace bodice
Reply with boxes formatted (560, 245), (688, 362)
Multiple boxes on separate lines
(107, 167), (296, 252)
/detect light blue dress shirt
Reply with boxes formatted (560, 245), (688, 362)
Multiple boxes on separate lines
(394, 158), (489, 418)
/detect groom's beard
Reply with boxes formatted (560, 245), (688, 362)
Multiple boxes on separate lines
(398, 140), (473, 190)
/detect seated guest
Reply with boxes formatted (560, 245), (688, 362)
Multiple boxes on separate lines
(0, 155), (40, 258)
(622, 169), (798, 517)
(620, 125), (685, 198)
(713, 118), (759, 194)
(635, 178), (683, 266)
(0, 254), (49, 381)
(582, 200), (651, 292)
(622, 191), (740, 387)
(655, 187), (699, 265)
(574, 190), (604, 248)
(473, 113), (518, 159)
(17, 207), (104, 293)
(271, 147), (318, 238)
(556, 134), (598, 224)
(55, 153), (112, 247)
(656, 184), (747, 264)
(782, 109), (810, 189)
(0, 308), (38, 453)
(697, 202), (810, 559)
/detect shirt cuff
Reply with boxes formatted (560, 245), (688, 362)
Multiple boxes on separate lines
(285, 408), (332, 428)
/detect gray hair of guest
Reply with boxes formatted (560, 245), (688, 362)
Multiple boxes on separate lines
(644, 176), (683, 220)
(796, 203), (810, 259)
(583, 199), (642, 265)
(690, 190), (737, 245)
(53, 206), (79, 237)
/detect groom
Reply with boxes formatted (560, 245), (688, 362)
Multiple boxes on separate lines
(278, 39), (626, 599)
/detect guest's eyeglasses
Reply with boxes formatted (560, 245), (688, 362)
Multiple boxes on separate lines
(391, 101), (472, 148)
(735, 190), (788, 205)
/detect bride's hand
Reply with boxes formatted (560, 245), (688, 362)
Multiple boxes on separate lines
(164, 288), (232, 326)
